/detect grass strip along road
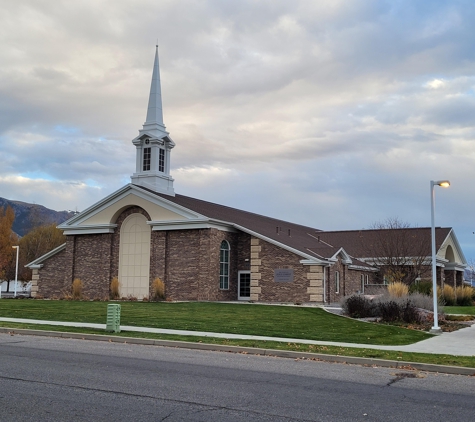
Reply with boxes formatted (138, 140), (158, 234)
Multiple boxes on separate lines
(1, 321), (475, 369)
(2, 300), (474, 368)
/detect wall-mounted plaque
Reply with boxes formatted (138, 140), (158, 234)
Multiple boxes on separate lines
(274, 269), (294, 282)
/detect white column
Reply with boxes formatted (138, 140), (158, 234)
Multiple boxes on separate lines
(136, 145), (142, 173)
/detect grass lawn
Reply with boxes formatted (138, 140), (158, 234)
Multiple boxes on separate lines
(1, 321), (474, 369)
(444, 306), (475, 315)
(0, 300), (432, 345)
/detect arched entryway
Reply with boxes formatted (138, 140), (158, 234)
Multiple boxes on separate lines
(118, 213), (151, 299)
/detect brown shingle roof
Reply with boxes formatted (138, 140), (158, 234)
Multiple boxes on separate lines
(140, 187), (451, 266)
(314, 228), (451, 258)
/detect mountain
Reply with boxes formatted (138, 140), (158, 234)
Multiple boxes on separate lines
(0, 197), (76, 237)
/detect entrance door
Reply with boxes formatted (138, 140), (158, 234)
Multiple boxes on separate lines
(118, 213), (151, 299)
(238, 271), (251, 300)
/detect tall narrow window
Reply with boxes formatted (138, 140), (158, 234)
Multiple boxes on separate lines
(220, 240), (230, 290)
(159, 148), (165, 172)
(143, 147), (151, 171)
(335, 271), (340, 294)
(361, 274), (364, 293)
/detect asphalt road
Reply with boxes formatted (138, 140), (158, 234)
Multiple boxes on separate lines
(0, 333), (474, 421)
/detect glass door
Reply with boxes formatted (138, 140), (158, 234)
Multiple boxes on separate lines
(238, 271), (251, 300)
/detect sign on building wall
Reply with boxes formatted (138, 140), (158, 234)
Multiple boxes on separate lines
(274, 269), (294, 282)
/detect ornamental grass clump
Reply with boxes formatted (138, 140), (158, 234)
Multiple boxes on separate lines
(72, 278), (83, 300)
(151, 277), (165, 301)
(455, 286), (474, 306)
(110, 277), (120, 300)
(387, 282), (409, 298)
(439, 285), (456, 306)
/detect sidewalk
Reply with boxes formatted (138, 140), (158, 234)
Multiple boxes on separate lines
(1, 316), (474, 356)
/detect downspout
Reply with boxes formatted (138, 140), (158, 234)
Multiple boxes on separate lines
(323, 266), (327, 303)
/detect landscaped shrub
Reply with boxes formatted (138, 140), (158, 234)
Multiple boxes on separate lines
(342, 292), (441, 324)
(378, 300), (401, 322)
(405, 292), (438, 311)
(455, 286), (474, 306)
(378, 299), (421, 324)
(110, 277), (120, 300)
(400, 300), (422, 323)
(341, 295), (375, 318)
(387, 282), (408, 298)
(409, 280), (432, 296)
(72, 278), (83, 300)
(151, 277), (165, 301)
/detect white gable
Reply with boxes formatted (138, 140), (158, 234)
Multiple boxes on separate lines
(58, 184), (205, 235)
(437, 229), (467, 269)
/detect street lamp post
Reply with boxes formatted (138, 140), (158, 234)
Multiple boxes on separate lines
(12, 246), (19, 298)
(430, 180), (450, 334)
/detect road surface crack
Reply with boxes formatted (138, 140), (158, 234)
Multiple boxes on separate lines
(387, 372), (424, 386)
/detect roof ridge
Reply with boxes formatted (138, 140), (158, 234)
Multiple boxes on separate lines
(169, 192), (323, 231)
(319, 227), (450, 234)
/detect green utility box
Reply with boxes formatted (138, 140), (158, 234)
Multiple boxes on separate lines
(106, 304), (121, 333)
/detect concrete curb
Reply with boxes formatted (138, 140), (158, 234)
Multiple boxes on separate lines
(1, 327), (474, 376)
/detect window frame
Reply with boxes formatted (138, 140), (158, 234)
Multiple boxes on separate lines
(159, 148), (165, 172)
(335, 270), (340, 294)
(219, 240), (230, 290)
(143, 147), (151, 171)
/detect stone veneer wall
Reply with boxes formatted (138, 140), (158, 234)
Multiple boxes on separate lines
(250, 236), (325, 303)
(30, 268), (39, 297)
(306, 265), (324, 302)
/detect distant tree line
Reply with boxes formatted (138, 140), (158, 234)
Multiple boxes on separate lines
(0, 206), (65, 289)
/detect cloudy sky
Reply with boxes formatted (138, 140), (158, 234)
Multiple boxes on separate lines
(1, 0), (475, 262)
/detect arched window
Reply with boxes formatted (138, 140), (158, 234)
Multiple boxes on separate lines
(219, 240), (230, 290)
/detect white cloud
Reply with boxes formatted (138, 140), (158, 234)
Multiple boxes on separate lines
(426, 79), (446, 89)
(1, 0), (475, 261)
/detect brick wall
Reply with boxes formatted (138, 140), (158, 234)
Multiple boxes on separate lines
(72, 233), (113, 299)
(36, 203), (342, 304)
(326, 258), (377, 303)
(251, 237), (325, 303)
(36, 246), (70, 297)
(164, 228), (249, 301)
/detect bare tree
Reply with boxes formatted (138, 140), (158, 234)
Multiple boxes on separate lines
(362, 217), (431, 285)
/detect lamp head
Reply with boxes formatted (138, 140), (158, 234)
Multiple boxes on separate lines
(432, 180), (450, 188)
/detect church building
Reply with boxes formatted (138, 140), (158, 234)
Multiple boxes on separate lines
(27, 47), (467, 303)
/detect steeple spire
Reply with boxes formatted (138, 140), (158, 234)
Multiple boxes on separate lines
(144, 45), (165, 129)
(130, 46), (175, 196)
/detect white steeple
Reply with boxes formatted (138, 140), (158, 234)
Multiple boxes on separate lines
(131, 46), (175, 196)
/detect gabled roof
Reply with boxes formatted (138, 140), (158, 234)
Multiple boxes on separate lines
(135, 187), (376, 267)
(313, 227), (452, 258)
(145, 188), (463, 268)
(46, 183), (464, 270)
